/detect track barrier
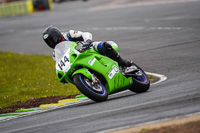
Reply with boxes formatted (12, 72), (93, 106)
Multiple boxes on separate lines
(0, 0), (53, 17)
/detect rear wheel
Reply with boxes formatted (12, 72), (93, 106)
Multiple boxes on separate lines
(73, 74), (108, 102)
(129, 66), (150, 93)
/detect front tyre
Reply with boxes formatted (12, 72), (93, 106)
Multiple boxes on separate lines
(73, 74), (108, 102)
(129, 67), (150, 93)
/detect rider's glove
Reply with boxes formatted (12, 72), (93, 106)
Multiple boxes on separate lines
(82, 39), (93, 49)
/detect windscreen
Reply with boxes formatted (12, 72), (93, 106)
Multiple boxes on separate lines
(54, 41), (71, 62)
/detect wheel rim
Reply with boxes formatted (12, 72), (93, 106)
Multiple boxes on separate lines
(133, 70), (148, 83)
(79, 75), (106, 95)
(84, 78), (103, 92)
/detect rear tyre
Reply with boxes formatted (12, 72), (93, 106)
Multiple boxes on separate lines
(129, 67), (150, 93)
(73, 74), (108, 102)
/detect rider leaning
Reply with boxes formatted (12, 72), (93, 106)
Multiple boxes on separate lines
(42, 25), (133, 67)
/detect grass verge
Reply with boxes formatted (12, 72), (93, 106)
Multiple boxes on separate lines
(0, 51), (80, 109)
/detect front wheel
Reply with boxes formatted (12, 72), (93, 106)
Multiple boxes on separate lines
(129, 66), (150, 93)
(73, 74), (108, 102)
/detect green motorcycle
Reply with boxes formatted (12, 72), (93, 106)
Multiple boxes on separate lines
(55, 41), (150, 102)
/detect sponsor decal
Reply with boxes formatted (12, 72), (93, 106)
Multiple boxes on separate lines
(43, 34), (48, 39)
(88, 58), (96, 66)
(108, 65), (119, 79)
(73, 49), (80, 55)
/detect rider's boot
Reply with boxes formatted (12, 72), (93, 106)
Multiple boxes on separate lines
(114, 52), (133, 67)
(101, 42), (133, 67)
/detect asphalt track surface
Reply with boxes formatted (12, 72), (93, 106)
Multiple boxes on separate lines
(1, 0), (200, 132)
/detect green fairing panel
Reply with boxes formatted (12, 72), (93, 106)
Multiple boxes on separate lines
(56, 70), (64, 82)
(103, 65), (133, 94)
(56, 70), (72, 83)
(72, 68), (92, 79)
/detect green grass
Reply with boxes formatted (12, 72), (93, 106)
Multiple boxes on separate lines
(0, 51), (80, 109)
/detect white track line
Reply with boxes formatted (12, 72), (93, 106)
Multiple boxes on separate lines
(146, 72), (167, 85)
